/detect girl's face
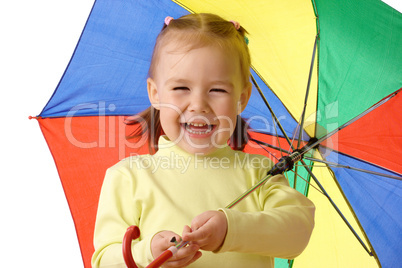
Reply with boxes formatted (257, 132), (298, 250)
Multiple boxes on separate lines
(148, 43), (251, 155)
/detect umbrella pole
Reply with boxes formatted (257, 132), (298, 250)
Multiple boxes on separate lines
(226, 173), (273, 209)
(227, 146), (305, 209)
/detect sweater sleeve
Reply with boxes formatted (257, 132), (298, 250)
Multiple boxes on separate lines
(91, 167), (155, 268)
(216, 174), (315, 259)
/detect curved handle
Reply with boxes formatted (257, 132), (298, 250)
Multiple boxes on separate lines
(123, 225), (141, 268)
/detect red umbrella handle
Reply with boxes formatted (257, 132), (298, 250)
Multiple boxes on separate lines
(123, 225), (140, 268)
(123, 225), (179, 268)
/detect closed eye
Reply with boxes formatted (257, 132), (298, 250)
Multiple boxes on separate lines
(173, 87), (189, 90)
(210, 88), (227, 93)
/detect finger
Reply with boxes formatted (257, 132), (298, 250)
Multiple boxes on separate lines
(190, 212), (211, 231)
(182, 226), (209, 242)
(164, 244), (199, 266)
(182, 225), (203, 247)
(174, 243), (200, 259)
(164, 244), (201, 268)
(164, 253), (201, 268)
(182, 225), (192, 238)
(151, 231), (181, 258)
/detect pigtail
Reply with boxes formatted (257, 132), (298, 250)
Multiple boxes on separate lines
(229, 115), (250, 151)
(126, 106), (162, 154)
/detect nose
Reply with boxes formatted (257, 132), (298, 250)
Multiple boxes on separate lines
(188, 93), (210, 113)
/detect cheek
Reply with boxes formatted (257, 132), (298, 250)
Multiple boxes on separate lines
(159, 94), (187, 113)
(160, 108), (179, 123)
(216, 110), (238, 132)
(215, 99), (239, 118)
(158, 108), (184, 138)
(217, 100), (241, 132)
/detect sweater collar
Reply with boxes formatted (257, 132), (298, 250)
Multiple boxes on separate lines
(155, 135), (233, 159)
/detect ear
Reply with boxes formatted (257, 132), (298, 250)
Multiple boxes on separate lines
(147, 77), (160, 110)
(238, 81), (252, 114)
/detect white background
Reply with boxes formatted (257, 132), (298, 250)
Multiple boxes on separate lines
(1, 1), (400, 267)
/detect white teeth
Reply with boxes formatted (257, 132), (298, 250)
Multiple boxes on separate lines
(189, 123), (206, 127)
(185, 123), (212, 134)
(186, 129), (211, 134)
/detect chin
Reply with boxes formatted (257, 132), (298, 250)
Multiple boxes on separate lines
(180, 142), (225, 156)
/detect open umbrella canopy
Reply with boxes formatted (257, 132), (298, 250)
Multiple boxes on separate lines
(34, 0), (401, 267)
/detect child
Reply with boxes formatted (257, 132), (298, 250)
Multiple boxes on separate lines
(92, 13), (315, 268)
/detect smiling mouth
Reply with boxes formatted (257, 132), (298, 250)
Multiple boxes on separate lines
(183, 122), (215, 135)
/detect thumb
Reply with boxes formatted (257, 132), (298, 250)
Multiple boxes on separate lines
(182, 225), (193, 241)
(182, 226), (208, 242)
(182, 225), (195, 241)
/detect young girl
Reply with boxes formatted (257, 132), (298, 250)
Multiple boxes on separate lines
(92, 13), (315, 268)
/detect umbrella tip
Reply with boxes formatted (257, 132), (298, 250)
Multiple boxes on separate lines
(28, 115), (38, 120)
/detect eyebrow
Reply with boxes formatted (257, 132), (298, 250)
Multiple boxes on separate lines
(166, 78), (234, 88)
(211, 80), (235, 88)
(166, 78), (190, 85)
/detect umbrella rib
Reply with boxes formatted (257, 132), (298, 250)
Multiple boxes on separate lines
(249, 138), (289, 156)
(249, 42), (398, 260)
(287, 165), (324, 195)
(250, 140), (374, 255)
(250, 75), (294, 153)
(289, 119), (301, 154)
(251, 138), (320, 194)
(296, 35), (318, 150)
(305, 157), (402, 181)
(250, 135), (374, 255)
(292, 35), (317, 190)
(251, 138), (280, 161)
(285, 91), (400, 259)
(273, 115), (285, 158)
(301, 90), (399, 155)
(299, 158), (373, 256)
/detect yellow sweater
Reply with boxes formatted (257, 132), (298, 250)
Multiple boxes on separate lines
(92, 136), (315, 267)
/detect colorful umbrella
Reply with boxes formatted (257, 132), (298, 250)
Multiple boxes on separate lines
(32, 0), (401, 267)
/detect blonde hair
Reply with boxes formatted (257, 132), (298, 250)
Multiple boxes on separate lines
(127, 13), (251, 153)
(150, 13), (251, 85)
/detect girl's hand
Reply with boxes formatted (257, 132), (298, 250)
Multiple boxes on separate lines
(151, 230), (202, 268)
(182, 210), (228, 252)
